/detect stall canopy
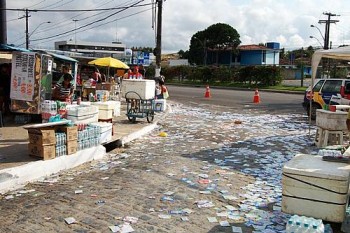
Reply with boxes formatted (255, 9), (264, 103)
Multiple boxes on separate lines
(311, 46), (350, 81)
(0, 44), (31, 52)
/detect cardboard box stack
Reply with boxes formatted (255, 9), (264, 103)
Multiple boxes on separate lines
(28, 127), (56, 160)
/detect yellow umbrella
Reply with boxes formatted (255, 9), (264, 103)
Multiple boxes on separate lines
(88, 57), (129, 69)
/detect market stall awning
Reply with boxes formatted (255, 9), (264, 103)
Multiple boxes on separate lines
(46, 51), (78, 63)
(0, 44), (31, 52)
(88, 57), (129, 69)
(311, 46), (350, 81)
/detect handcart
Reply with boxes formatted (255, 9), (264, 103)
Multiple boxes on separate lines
(125, 91), (155, 123)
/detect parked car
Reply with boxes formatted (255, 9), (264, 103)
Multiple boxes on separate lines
(302, 78), (350, 119)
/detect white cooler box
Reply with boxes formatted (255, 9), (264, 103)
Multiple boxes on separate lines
(90, 122), (112, 144)
(282, 154), (350, 222)
(66, 105), (99, 124)
(154, 99), (166, 112)
(121, 79), (155, 99)
(91, 101), (120, 119)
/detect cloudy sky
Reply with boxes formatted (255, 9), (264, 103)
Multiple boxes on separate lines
(6, 0), (350, 53)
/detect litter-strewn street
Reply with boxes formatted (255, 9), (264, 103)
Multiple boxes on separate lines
(1, 102), (339, 232)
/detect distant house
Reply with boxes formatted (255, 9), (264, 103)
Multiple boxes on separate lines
(238, 42), (280, 66)
(205, 42), (280, 66)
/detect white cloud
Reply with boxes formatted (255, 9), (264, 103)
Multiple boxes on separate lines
(5, 0), (350, 52)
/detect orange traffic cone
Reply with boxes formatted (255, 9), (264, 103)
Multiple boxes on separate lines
(204, 85), (211, 98)
(253, 89), (260, 103)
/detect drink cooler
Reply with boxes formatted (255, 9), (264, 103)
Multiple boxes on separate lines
(282, 154), (350, 222)
(121, 79), (156, 100)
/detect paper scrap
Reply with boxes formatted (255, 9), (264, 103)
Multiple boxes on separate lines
(220, 220), (230, 227)
(75, 190), (83, 194)
(207, 217), (218, 223)
(109, 225), (120, 232)
(64, 217), (76, 225)
(232, 226), (243, 233)
(158, 214), (171, 219)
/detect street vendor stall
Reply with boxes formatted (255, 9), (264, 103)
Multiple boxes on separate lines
(9, 50), (78, 115)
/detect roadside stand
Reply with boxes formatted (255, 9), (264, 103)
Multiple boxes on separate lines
(282, 46), (350, 228)
(121, 79), (156, 123)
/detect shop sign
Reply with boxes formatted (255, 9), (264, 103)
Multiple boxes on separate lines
(10, 52), (36, 101)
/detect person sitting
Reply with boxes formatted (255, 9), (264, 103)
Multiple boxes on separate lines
(156, 79), (169, 99)
(52, 73), (74, 101)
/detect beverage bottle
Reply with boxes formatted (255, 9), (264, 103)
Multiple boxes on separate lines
(286, 219), (294, 233)
(294, 219), (302, 233)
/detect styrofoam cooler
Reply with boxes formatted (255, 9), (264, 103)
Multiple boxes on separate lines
(66, 105), (99, 124)
(90, 122), (112, 144)
(91, 101), (121, 119)
(282, 154), (350, 222)
(121, 79), (155, 99)
(154, 99), (166, 112)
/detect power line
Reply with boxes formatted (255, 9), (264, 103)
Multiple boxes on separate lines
(28, 7), (153, 47)
(2, 3), (152, 12)
(29, 0), (145, 43)
(10, 0), (148, 46)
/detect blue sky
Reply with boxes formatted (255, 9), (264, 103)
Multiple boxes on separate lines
(6, 0), (350, 53)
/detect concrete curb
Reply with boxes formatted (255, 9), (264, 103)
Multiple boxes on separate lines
(0, 145), (106, 194)
(119, 103), (173, 146)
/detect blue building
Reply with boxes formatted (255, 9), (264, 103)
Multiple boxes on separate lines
(206, 42), (280, 66)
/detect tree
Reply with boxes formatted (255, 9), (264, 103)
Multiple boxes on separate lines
(188, 23), (241, 65)
(178, 49), (189, 59)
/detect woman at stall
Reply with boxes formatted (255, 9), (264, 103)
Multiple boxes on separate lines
(52, 73), (74, 101)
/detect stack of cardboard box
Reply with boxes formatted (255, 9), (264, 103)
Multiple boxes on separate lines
(27, 125), (78, 160)
(28, 127), (56, 160)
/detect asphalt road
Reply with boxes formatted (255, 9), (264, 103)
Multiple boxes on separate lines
(167, 85), (306, 116)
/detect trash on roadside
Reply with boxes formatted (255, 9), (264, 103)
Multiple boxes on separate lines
(220, 220), (230, 227)
(231, 226), (243, 233)
(123, 216), (138, 224)
(161, 196), (174, 202)
(109, 225), (120, 233)
(158, 214), (171, 219)
(207, 217), (218, 223)
(64, 217), (76, 225)
(96, 200), (106, 205)
(75, 190), (83, 194)
(181, 217), (189, 221)
(163, 191), (174, 196)
(196, 200), (215, 208)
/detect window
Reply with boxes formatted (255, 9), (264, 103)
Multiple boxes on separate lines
(313, 80), (325, 92)
(321, 80), (342, 93)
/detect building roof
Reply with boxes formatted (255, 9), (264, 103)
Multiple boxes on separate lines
(238, 45), (272, 51)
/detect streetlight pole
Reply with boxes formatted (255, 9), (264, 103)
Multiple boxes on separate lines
(309, 36), (323, 48)
(310, 25), (325, 47)
(27, 21), (51, 49)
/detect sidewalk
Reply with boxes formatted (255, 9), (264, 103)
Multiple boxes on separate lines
(0, 101), (169, 193)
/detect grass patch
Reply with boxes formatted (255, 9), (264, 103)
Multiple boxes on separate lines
(167, 80), (307, 92)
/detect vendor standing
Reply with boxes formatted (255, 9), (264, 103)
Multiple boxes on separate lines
(52, 73), (74, 101)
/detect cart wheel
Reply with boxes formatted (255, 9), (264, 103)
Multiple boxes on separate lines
(146, 111), (154, 123)
(127, 109), (137, 123)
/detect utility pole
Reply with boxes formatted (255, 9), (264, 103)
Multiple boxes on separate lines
(25, 9), (30, 49)
(155, 0), (163, 78)
(318, 12), (339, 50)
(0, 0), (7, 44)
